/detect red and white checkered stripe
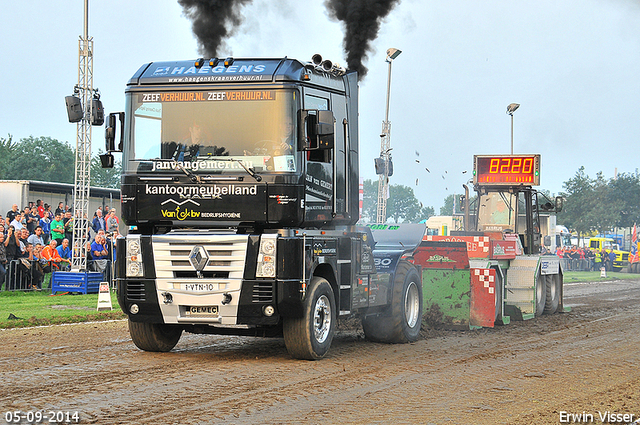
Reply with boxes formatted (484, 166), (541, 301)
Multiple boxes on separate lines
(473, 268), (495, 294)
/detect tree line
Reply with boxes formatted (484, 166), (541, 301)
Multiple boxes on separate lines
(558, 166), (640, 238)
(0, 135), (121, 189)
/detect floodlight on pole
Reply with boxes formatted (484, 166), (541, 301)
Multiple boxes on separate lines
(376, 48), (402, 224)
(506, 103), (520, 155)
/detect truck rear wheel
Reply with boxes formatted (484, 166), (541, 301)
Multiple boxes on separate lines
(128, 320), (182, 352)
(535, 273), (546, 316)
(362, 261), (422, 343)
(283, 277), (336, 360)
(543, 274), (561, 314)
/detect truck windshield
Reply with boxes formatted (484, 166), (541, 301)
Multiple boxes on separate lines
(124, 89), (298, 174)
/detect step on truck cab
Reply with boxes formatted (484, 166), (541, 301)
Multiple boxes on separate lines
(101, 56), (424, 359)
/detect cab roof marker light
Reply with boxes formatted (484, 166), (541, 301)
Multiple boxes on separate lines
(209, 58), (219, 67)
(194, 58), (205, 68)
(224, 57), (234, 67)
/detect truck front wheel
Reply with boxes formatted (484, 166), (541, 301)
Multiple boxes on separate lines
(362, 261), (422, 343)
(283, 277), (336, 360)
(128, 320), (182, 352)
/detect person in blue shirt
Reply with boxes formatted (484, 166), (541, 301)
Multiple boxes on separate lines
(92, 209), (106, 234)
(39, 214), (51, 245)
(56, 238), (72, 270)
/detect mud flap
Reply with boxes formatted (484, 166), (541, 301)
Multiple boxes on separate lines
(470, 268), (496, 328)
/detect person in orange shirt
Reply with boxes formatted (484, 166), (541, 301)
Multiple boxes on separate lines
(41, 240), (65, 270)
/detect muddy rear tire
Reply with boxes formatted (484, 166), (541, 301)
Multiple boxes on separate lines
(362, 261), (422, 343)
(535, 273), (546, 316)
(543, 274), (561, 314)
(283, 277), (336, 360)
(128, 320), (182, 352)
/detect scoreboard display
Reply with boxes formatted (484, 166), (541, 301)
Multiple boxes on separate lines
(473, 154), (540, 186)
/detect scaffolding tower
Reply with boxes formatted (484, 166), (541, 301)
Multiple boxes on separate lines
(71, 0), (93, 272)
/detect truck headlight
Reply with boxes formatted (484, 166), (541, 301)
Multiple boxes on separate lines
(126, 235), (144, 277)
(256, 234), (277, 278)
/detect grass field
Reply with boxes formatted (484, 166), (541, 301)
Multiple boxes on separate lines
(562, 270), (640, 283)
(0, 270), (637, 330)
(0, 290), (125, 329)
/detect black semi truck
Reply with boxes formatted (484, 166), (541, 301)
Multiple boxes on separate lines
(102, 56), (424, 359)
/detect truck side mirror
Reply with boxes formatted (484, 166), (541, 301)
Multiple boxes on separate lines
(100, 153), (115, 168)
(316, 110), (334, 149)
(300, 109), (334, 150)
(105, 112), (125, 153)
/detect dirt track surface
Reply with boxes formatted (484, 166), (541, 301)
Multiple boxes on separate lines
(2, 278), (640, 425)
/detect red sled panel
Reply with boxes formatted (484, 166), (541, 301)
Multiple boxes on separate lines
(470, 268), (496, 328)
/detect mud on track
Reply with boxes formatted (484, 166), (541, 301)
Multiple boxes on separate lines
(1, 278), (639, 424)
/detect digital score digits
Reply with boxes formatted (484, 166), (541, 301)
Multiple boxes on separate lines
(473, 154), (540, 186)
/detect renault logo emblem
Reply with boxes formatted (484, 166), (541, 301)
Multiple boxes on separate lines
(189, 246), (209, 272)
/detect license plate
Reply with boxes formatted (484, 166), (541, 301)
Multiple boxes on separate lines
(185, 306), (219, 316)
(181, 283), (219, 292)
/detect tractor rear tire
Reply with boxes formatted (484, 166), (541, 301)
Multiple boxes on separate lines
(128, 320), (182, 352)
(543, 274), (561, 314)
(535, 273), (546, 316)
(362, 261), (422, 343)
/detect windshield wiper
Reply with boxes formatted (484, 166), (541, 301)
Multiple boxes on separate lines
(172, 160), (201, 183)
(211, 157), (262, 182)
(133, 157), (262, 183)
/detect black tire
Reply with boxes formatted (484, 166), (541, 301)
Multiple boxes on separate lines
(128, 320), (182, 352)
(493, 268), (503, 322)
(543, 274), (561, 314)
(535, 273), (546, 316)
(283, 277), (336, 360)
(362, 261), (422, 343)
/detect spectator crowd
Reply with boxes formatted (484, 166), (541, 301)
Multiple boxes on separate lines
(553, 245), (619, 272)
(0, 200), (120, 291)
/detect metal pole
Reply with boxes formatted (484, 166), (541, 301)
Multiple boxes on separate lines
(510, 113), (514, 155)
(376, 59), (394, 224)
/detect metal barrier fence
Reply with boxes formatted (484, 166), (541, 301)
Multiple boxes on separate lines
(1, 259), (113, 292)
(559, 258), (595, 271)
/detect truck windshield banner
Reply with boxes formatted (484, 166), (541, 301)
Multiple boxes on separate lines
(139, 91), (276, 103)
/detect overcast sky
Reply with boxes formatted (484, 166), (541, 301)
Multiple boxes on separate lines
(1, 0), (639, 211)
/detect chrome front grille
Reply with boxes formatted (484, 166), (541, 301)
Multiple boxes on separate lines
(151, 233), (248, 289)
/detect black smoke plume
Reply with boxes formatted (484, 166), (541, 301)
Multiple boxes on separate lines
(325, 0), (401, 79)
(178, 0), (253, 58)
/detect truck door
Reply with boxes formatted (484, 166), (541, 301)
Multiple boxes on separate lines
(302, 90), (335, 224)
